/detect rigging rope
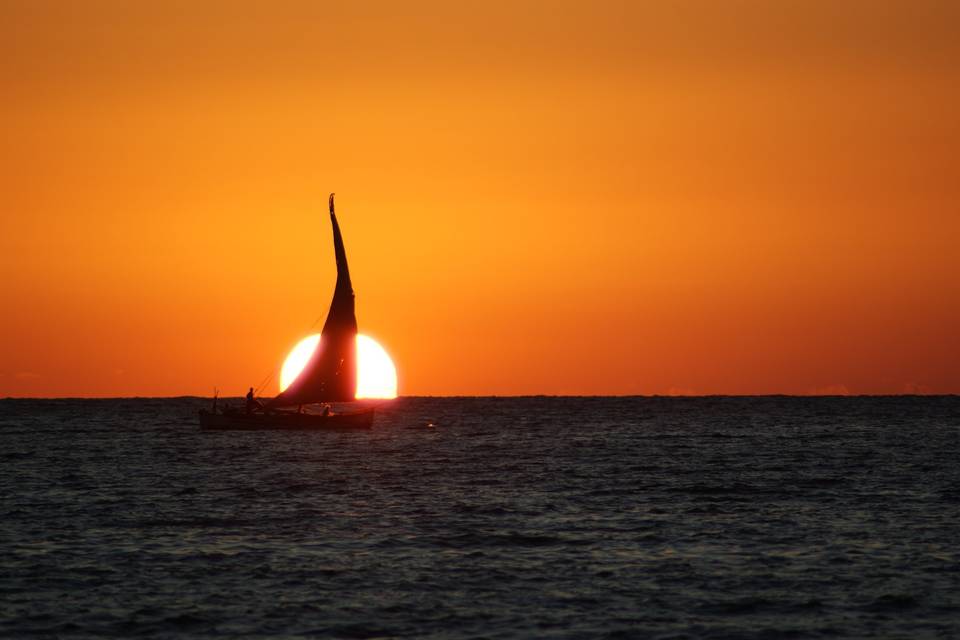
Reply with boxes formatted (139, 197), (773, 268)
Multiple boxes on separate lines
(253, 311), (327, 399)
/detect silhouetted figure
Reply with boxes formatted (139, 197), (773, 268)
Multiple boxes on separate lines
(322, 404), (331, 417)
(245, 387), (263, 414)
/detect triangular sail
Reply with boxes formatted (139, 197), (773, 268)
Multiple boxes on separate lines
(266, 194), (357, 407)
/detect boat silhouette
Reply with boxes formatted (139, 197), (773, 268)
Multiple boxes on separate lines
(199, 194), (375, 430)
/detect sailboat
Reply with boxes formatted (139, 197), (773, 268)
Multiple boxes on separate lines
(199, 194), (376, 430)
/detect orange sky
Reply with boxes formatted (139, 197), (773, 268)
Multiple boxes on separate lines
(2, 1), (958, 397)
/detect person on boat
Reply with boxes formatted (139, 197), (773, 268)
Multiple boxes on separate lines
(245, 387), (263, 414)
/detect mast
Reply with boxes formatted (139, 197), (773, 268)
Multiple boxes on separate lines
(266, 194), (358, 407)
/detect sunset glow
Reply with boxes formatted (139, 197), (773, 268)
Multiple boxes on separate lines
(279, 334), (398, 399)
(1, 2), (958, 397)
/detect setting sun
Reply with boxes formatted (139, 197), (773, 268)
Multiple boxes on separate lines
(279, 334), (398, 399)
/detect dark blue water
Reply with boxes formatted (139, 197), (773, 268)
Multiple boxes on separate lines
(2, 397), (959, 638)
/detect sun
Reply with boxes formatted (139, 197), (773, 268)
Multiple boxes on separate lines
(279, 334), (398, 399)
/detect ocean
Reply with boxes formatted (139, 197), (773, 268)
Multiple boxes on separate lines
(1, 396), (958, 638)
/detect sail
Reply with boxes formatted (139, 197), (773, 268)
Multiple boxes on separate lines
(266, 194), (357, 407)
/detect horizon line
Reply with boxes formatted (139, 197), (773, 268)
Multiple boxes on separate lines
(1, 394), (956, 400)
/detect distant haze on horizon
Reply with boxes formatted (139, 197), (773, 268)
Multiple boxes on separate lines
(2, 1), (958, 397)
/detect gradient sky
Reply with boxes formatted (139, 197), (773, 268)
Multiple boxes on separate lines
(2, 0), (958, 397)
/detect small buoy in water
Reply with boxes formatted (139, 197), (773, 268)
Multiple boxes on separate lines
(425, 422), (436, 428)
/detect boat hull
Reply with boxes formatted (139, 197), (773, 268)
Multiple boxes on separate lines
(199, 408), (374, 431)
